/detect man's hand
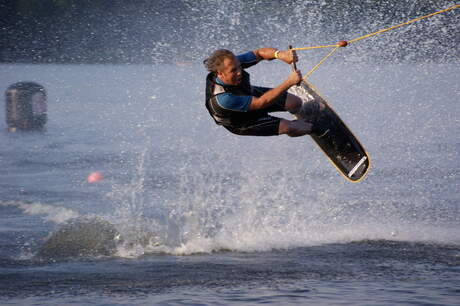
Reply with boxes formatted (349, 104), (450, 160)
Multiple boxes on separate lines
(287, 69), (302, 86)
(278, 49), (298, 65)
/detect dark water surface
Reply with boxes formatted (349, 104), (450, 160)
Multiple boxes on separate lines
(1, 241), (459, 305)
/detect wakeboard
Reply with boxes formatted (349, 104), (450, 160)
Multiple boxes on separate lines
(288, 80), (370, 182)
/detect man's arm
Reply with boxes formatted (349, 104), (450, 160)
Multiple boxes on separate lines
(248, 69), (302, 111)
(253, 48), (297, 65)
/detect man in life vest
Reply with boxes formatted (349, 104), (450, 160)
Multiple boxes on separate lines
(204, 48), (326, 137)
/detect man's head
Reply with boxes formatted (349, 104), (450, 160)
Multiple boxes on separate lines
(204, 49), (242, 85)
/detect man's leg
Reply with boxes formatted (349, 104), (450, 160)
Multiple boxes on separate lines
(249, 87), (325, 137)
(224, 116), (282, 136)
(224, 115), (312, 137)
(285, 93), (325, 117)
(278, 119), (313, 137)
(283, 93), (329, 137)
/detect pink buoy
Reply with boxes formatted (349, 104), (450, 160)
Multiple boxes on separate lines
(87, 172), (103, 183)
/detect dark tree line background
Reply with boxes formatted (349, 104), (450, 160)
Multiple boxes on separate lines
(1, 0), (192, 63)
(1, 0), (458, 64)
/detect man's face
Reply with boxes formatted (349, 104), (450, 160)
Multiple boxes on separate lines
(217, 56), (242, 86)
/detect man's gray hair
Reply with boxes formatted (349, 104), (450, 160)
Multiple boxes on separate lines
(203, 49), (235, 73)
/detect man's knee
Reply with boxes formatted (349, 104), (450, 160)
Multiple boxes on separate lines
(285, 94), (302, 114)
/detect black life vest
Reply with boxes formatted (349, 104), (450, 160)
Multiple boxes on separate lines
(205, 71), (264, 127)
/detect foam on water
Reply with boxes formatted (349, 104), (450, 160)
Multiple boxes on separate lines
(1, 201), (80, 224)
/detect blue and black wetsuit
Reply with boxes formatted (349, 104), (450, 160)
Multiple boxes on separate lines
(205, 51), (288, 136)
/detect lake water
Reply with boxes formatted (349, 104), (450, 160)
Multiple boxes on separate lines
(0, 62), (459, 305)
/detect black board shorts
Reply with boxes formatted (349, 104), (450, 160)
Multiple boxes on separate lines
(223, 86), (287, 136)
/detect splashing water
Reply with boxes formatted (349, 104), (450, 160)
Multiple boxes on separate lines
(1, 0), (458, 259)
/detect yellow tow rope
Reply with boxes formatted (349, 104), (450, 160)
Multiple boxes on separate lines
(291, 4), (460, 79)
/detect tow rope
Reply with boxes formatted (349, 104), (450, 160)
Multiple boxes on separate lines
(290, 4), (460, 79)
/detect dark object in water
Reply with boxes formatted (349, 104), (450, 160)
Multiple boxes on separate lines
(5, 82), (47, 132)
(37, 217), (121, 259)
